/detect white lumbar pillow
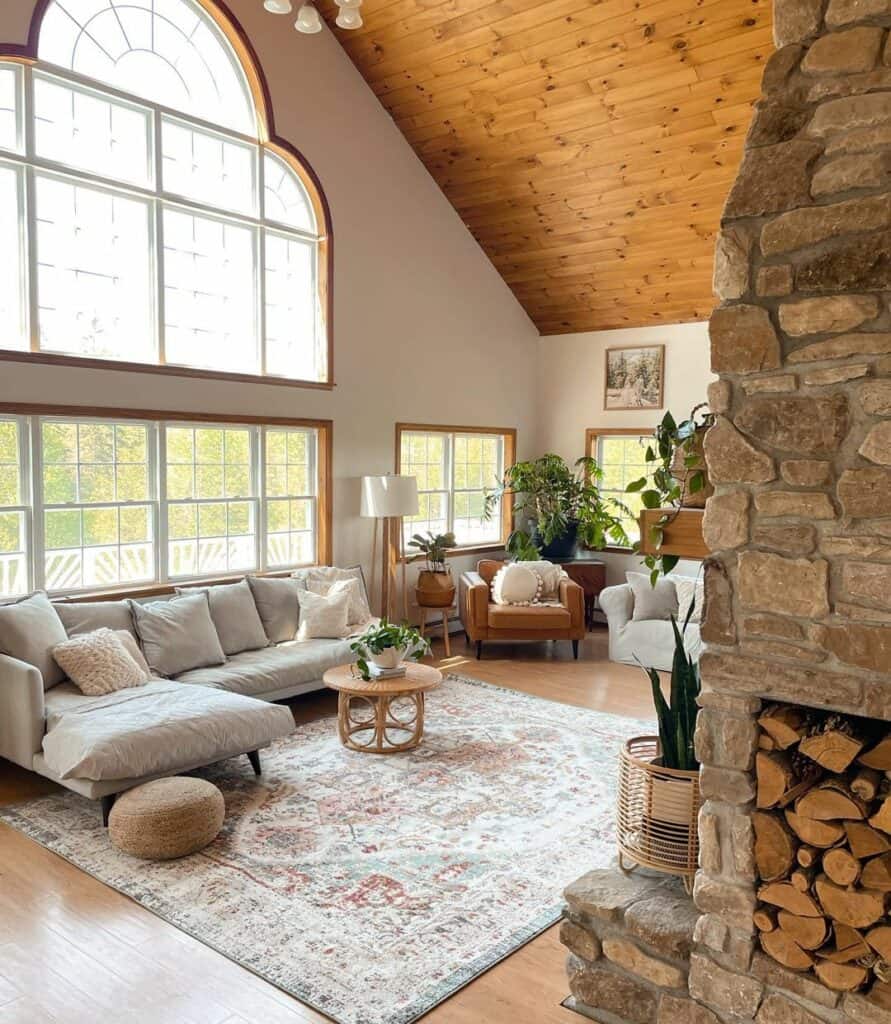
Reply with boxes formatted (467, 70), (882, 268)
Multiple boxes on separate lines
(492, 563), (543, 606)
(296, 588), (351, 640)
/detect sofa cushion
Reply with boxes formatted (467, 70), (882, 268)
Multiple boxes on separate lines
(292, 566), (371, 627)
(175, 637), (356, 697)
(0, 591), (68, 690)
(247, 576), (301, 643)
(41, 679), (294, 781)
(115, 630), (152, 681)
(130, 593), (226, 678)
(487, 604), (570, 630)
(296, 587), (351, 640)
(491, 564), (542, 606)
(54, 599), (136, 639)
(627, 571), (679, 622)
(52, 628), (146, 697)
(175, 580), (268, 656)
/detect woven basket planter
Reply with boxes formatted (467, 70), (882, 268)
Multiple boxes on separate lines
(617, 735), (701, 891)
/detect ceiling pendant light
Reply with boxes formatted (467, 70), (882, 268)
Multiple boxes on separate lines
(294, 2), (323, 32)
(263, 0), (292, 12)
(335, 5), (363, 28)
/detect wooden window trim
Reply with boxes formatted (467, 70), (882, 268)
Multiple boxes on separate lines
(585, 426), (653, 554)
(395, 422), (516, 559)
(0, 401), (333, 598)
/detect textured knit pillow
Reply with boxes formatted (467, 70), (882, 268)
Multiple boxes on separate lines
(492, 564), (543, 606)
(296, 588), (351, 640)
(52, 628), (146, 696)
(293, 566), (372, 626)
(627, 571), (680, 622)
(674, 577), (704, 625)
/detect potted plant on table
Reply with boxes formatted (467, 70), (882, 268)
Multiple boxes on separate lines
(408, 531), (457, 607)
(626, 404), (715, 583)
(484, 453), (630, 560)
(616, 606), (701, 891)
(350, 619), (431, 681)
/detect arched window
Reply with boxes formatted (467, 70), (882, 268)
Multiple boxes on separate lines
(0, 0), (330, 386)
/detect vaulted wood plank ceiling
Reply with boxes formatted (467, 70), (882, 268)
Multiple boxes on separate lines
(328, 0), (772, 335)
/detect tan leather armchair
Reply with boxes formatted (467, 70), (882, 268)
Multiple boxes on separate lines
(461, 559), (586, 660)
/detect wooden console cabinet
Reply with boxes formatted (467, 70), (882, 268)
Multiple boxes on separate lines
(553, 556), (607, 631)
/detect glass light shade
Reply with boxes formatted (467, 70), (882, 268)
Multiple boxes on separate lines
(360, 475), (419, 518)
(264, 0), (292, 12)
(336, 0), (363, 9)
(335, 6), (363, 27)
(294, 3), (323, 32)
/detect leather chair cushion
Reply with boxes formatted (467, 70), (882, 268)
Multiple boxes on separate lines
(487, 604), (571, 630)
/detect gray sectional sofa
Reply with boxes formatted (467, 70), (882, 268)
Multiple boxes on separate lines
(0, 573), (364, 823)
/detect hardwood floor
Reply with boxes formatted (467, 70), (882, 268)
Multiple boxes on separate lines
(0, 627), (655, 1024)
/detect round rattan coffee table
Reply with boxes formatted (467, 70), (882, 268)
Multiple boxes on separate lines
(323, 662), (443, 754)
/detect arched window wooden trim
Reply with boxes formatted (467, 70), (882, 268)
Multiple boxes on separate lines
(0, 0), (334, 391)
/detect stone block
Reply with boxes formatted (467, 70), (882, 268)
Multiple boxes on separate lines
(693, 912), (729, 953)
(795, 230), (891, 293)
(823, 535), (891, 557)
(809, 92), (891, 136)
(781, 460), (833, 487)
(723, 140), (822, 219)
(730, 811), (756, 880)
(823, 621), (891, 671)
(860, 421), (891, 464)
(748, 102), (812, 148)
(742, 375), (799, 395)
(688, 952), (763, 1016)
(695, 709), (758, 770)
(738, 550), (829, 618)
(736, 394), (848, 455)
(565, 868), (670, 923)
(704, 419), (776, 485)
(844, 988), (891, 1024)
(826, 0), (891, 26)
(701, 559), (736, 647)
(861, 379), (891, 414)
(750, 952), (839, 1009)
(707, 379), (732, 415)
(742, 638), (827, 664)
(778, 294), (879, 336)
(743, 614), (806, 640)
(803, 362), (871, 385)
(566, 956), (659, 1024)
(826, 123), (891, 155)
(838, 467), (891, 517)
(774, 0), (824, 46)
(761, 194), (891, 255)
(756, 992), (829, 1024)
(842, 562), (891, 603)
(752, 524), (817, 555)
(699, 651), (864, 709)
(713, 228), (751, 300)
(808, 67), (891, 103)
(657, 995), (720, 1024)
(757, 265), (794, 297)
(602, 938), (686, 990)
(754, 490), (837, 519)
(560, 918), (602, 962)
(709, 305), (781, 374)
(703, 491), (749, 551)
(812, 151), (891, 196)
(624, 885), (700, 958)
(788, 331), (891, 363)
(699, 766), (756, 805)
(802, 25), (884, 74)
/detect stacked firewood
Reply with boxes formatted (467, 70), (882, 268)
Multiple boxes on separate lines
(753, 705), (891, 1000)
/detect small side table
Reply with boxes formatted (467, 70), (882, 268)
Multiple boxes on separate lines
(553, 557), (607, 631)
(418, 605), (452, 656)
(323, 662), (443, 754)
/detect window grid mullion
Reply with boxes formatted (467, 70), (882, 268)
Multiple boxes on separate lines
(152, 423), (165, 585)
(252, 426), (263, 573)
(22, 64), (38, 354)
(445, 432), (455, 537)
(30, 417), (45, 591)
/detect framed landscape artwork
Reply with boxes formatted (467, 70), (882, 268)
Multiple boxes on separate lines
(604, 344), (665, 411)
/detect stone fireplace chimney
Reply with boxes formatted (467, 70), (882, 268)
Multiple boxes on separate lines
(695, 0), (891, 1018)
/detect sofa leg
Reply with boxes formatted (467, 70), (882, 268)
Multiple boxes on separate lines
(100, 794), (115, 827)
(463, 630), (470, 645)
(476, 641), (483, 660)
(572, 639), (580, 660)
(247, 749), (262, 776)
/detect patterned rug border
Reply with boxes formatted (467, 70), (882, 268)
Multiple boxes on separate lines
(0, 671), (654, 1024)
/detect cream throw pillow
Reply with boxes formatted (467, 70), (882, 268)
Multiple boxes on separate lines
(293, 567), (371, 626)
(114, 629), (153, 681)
(514, 560), (566, 599)
(52, 628), (147, 696)
(627, 571), (680, 622)
(296, 588), (351, 640)
(492, 564), (543, 606)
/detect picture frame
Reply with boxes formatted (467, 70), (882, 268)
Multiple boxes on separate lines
(603, 344), (665, 411)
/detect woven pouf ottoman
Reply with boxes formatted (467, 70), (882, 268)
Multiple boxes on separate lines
(108, 777), (225, 860)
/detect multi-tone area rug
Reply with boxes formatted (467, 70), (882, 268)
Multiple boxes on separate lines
(0, 674), (649, 1024)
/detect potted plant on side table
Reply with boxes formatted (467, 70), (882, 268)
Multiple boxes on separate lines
(616, 606), (701, 892)
(408, 530), (457, 608)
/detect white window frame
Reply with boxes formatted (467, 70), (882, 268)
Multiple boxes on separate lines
(0, 411), (322, 599)
(397, 426), (514, 551)
(0, 60), (327, 385)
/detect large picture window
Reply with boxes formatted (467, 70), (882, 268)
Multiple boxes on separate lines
(0, 406), (330, 600)
(396, 424), (516, 551)
(586, 428), (652, 546)
(0, 0), (330, 387)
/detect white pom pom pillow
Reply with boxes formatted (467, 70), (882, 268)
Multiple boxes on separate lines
(491, 563), (544, 606)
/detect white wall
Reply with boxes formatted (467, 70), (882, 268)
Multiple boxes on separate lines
(0, 1), (540, 605)
(536, 321), (716, 587)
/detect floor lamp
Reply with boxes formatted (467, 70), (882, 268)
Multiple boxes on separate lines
(360, 475), (419, 622)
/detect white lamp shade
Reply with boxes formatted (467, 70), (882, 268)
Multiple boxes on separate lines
(294, 3), (323, 32)
(361, 475), (419, 518)
(264, 0), (292, 12)
(335, 6), (363, 27)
